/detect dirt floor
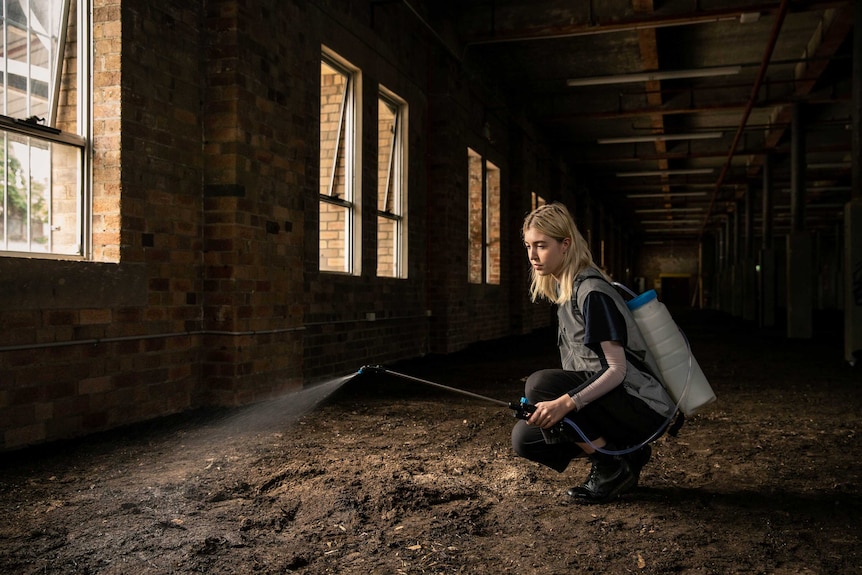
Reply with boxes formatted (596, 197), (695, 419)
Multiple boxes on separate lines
(1, 309), (860, 575)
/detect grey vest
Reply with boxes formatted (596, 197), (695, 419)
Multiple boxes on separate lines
(557, 268), (676, 418)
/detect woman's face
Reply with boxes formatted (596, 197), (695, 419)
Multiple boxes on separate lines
(524, 227), (570, 278)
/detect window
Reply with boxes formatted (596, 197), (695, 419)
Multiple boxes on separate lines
(467, 148), (500, 285)
(319, 50), (360, 274)
(485, 160), (500, 284)
(376, 89), (406, 278)
(467, 149), (482, 282)
(1, 0), (87, 257)
(531, 192), (546, 210)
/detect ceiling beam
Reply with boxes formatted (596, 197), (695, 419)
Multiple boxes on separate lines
(566, 143), (849, 161)
(537, 95), (850, 123)
(463, 1), (846, 46)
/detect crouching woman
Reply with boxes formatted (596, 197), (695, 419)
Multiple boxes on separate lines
(512, 202), (676, 503)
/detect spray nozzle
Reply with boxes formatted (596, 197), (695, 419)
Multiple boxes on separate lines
(357, 364), (386, 376)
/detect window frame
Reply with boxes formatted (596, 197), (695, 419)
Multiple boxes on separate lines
(376, 87), (407, 279)
(467, 147), (501, 285)
(484, 158), (500, 285)
(0, 0), (90, 260)
(319, 48), (361, 275)
(467, 147), (482, 284)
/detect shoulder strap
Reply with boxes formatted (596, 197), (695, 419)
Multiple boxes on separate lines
(576, 271), (666, 383)
(571, 267), (606, 318)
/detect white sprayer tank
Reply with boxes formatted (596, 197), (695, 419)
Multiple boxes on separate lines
(626, 290), (716, 416)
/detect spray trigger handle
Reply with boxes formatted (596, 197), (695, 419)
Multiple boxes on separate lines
(509, 397), (537, 420)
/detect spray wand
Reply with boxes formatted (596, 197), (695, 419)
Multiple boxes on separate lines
(356, 365), (576, 441)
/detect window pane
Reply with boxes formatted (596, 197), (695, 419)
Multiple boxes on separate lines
(1, 0), (64, 121)
(320, 60), (348, 200)
(531, 192), (546, 210)
(1, 132), (81, 255)
(3, 22), (30, 118)
(320, 53), (356, 274)
(467, 148), (482, 284)
(377, 92), (405, 279)
(486, 160), (500, 285)
(377, 97), (396, 213)
(319, 201), (348, 272)
(0, 0), (82, 259)
(376, 215), (396, 277)
(28, 27), (51, 117)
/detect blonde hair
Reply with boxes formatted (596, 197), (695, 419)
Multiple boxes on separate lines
(522, 202), (607, 304)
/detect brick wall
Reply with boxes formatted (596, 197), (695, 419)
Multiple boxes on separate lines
(199, 0), (309, 401)
(92, 0), (122, 262)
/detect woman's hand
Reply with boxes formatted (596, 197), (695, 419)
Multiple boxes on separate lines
(526, 394), (577, 429)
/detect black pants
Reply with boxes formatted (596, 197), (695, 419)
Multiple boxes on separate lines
(511, 369), (667, 472)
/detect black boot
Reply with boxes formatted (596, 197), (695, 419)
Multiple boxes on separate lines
(566, 448), (636, 503)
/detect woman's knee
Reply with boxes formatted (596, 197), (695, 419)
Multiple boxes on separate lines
(511, 420), (580, 473)
(524, 368), (560, 399)
(511, 420), (540, 459)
